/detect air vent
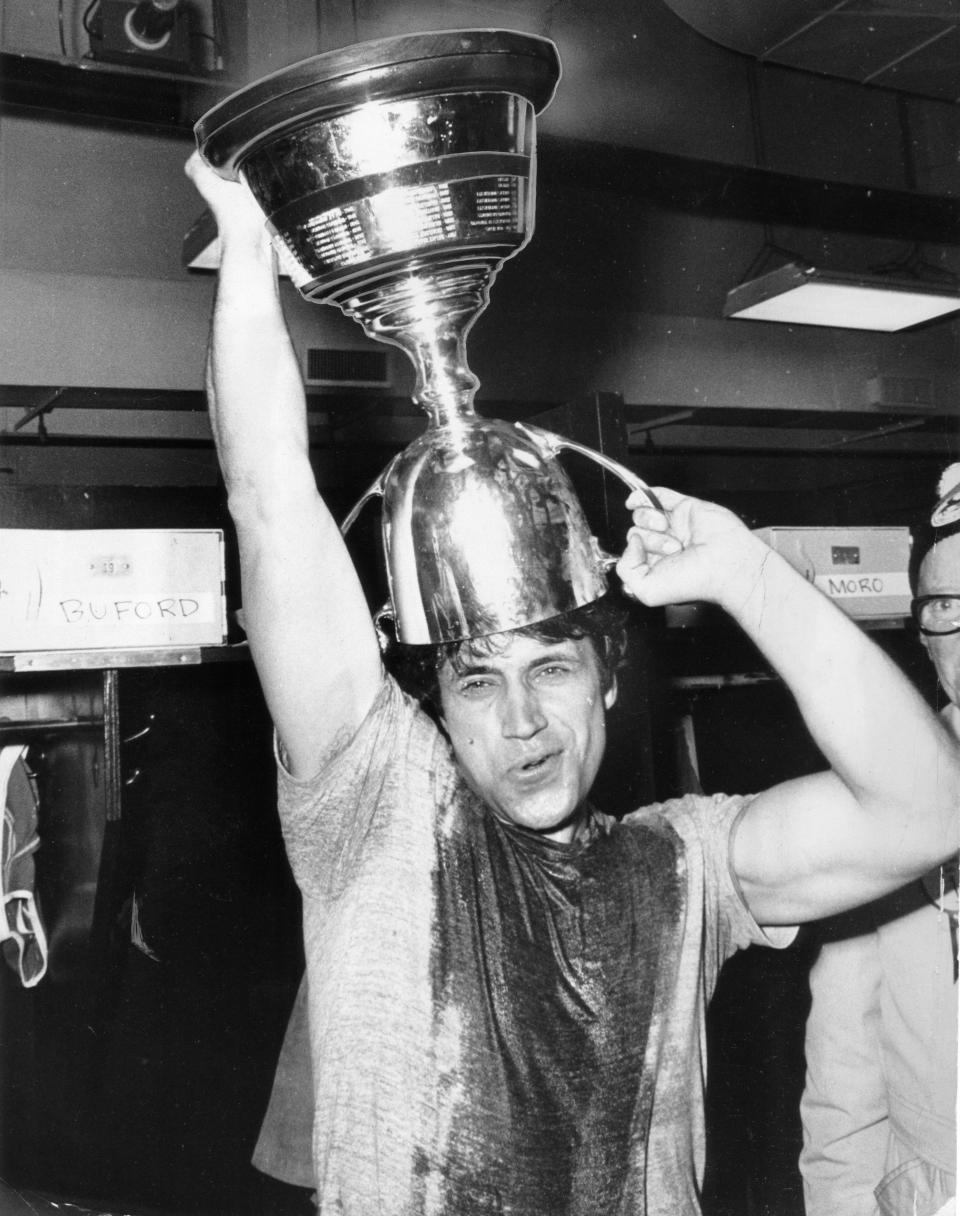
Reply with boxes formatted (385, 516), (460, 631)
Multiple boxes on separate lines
(306, 347), (390, 386)
(866, 375), (935, 410)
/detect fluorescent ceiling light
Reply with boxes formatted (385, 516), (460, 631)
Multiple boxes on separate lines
(723, 263), (960, 332)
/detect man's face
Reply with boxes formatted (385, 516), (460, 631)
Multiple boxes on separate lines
(437, 632), (617, 843)
(918, 532), (960, 707)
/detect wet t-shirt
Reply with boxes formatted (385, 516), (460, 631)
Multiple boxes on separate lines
(275, 675), (790, 1215)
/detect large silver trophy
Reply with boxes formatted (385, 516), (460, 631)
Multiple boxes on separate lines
(196, 29), (659, 644)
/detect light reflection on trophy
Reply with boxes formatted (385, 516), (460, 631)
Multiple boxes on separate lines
(196, 29), (660, 644)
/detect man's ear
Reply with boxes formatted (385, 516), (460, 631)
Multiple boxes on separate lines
(604, 675), (618, 711)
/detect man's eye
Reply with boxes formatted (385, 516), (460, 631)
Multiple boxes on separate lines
(460, 678), (493, 695)
(536, 664), (569, 680)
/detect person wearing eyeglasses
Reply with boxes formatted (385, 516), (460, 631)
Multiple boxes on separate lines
(799, 466), (960, 1216)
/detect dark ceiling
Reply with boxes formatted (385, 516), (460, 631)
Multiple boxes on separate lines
(664, 0), (960, 102)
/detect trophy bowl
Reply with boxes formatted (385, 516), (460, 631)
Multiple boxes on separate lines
(196, 30), (659, 644)
(195, 28), (559, 421)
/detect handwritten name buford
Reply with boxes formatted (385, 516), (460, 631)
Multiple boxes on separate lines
(58, 598), (201, 623)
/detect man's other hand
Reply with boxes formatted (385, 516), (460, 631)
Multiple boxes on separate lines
(616, 486), (767, 612)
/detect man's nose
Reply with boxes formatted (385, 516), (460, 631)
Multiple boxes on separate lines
(500, 681), (548, 738)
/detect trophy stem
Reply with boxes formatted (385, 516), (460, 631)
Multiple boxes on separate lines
(389, 319), (479, 428)
(330, 255), (504, 428)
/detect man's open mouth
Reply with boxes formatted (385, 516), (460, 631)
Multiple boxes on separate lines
(511, 751), (559, 781)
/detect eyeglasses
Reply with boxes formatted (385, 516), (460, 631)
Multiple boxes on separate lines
(912, 594), (960, 636)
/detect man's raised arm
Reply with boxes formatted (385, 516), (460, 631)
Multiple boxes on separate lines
(618, 488), (960, 926)
(186, 151), (382, 778)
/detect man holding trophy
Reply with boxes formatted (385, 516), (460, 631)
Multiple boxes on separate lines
(185, 30), (960, 1216)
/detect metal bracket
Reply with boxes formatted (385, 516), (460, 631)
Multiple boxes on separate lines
(14, 388), (66, 433)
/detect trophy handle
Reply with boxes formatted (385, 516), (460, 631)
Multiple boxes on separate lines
(340, 464), (390, 535)
(516, 423), (666, 570)
(340, 464), (398, 650)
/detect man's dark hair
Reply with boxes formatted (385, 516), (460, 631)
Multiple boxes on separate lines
(383, 593), (629, 713)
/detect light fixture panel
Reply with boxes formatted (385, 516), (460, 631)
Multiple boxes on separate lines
(724, 263), (960, 332)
